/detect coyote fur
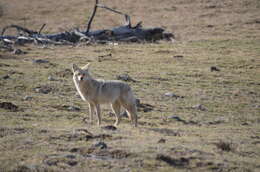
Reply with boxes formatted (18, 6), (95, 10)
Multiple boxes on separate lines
(72, 63), (137, 127)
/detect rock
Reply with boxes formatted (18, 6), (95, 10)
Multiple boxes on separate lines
(15, 165), (42, 172)
(97, 53), (112, 62)
(67, 106), (80, 112)
(52, 105), (80, 112)
(43, 154), (79, 167)
(164, 92), (174, 97)
(67, 160), (78, 166)
(34, 86), (52, 94)
(192, 104), (207, 111)
(12, 49), (25, 55)
(214, 141), (235, 152)
(207, 24), (214, 28)
(109, 149), (130, 159)
(32, 59), (49, 64)
(136, 100), (154, 112)
(156, 154), (190, 167)
(48, 75), (55, 81)
(210, 66), (220, 72)
(65, 154), (76, 159)
(208, 117), (227, 125)
(168, 115), (185, 122)
(109, 111), (129, 118)
(44, 158), (58, 166)
(241, 122), (250, 126)
(55, 69), (73, 77)
(167, 115), (200, 125)
(158, 138), (166, 143)
(23, 96), (33, 101)
(164, 92), (184, 99)
(117, 74), (137, 82)
(0, 102), (19, 111)
(92, 141), (107, 149)
(102, 125), (117, 131)
(70, 147), (80, 153)
(39, 129), (48, 133)
(0, 63), (10, 67)
(2, 75), (10, 79)
(173, 55), (184, 58)
(8, 70), (23, 75)
(149, 128), (181, 136)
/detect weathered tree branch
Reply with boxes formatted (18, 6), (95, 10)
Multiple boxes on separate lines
(96, 4), (131, 27)
(38, 24), (46, 34)
(1, 24), (38, 36)
(86, 0), (99, 33)
(86, 1), (132, 33)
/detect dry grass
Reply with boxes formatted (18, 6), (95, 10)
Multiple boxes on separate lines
(1, 0), (260, 172)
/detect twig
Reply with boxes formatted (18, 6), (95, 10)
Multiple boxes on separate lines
(85, 0), (132, 33)
(38, 24), (46, 34)
(86, 0), (99, 33)
(1, 24), (38, 36)
(96, 4), (131, 27)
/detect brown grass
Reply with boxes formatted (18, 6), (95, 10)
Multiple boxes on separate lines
(1, 0), (260, 172)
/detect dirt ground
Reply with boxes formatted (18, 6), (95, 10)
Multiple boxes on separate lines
(0, 0), (260, 171)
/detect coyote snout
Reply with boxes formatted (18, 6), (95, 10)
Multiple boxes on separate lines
(78, 74), (84, 81)
(72, 63), (138, 127)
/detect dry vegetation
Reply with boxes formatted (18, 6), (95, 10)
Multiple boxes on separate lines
(1, 0), (260, 172)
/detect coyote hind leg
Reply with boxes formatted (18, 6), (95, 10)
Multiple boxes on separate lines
(122, 102), (137, 127)
(111, 101), (121, 126)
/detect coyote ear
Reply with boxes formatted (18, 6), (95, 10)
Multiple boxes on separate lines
(82, 63), (90, 70)
(72, 64), (79, 73)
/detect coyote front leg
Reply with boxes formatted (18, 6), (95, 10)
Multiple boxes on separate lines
(94, 104), (101, 126)
(88, 103), (95, 124)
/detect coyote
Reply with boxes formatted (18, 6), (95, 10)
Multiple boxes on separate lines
(72, 63), (138, 127)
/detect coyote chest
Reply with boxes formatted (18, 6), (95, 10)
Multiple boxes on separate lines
(73, 77), (87, 101)
(73, 76), (100, 102)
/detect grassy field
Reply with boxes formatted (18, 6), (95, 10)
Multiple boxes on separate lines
(1, 0), (260, 171)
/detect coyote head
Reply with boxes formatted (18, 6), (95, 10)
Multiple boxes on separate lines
(72, 63), (92, 81)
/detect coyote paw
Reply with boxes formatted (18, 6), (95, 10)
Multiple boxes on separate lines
(82, 117), (88, 123)
(82, 117), (93, 124)
(113, 122), (119, 127)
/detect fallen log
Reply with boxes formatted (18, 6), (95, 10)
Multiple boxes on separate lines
(0, 1), (174, 46)
(0, 24), (173, 44)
